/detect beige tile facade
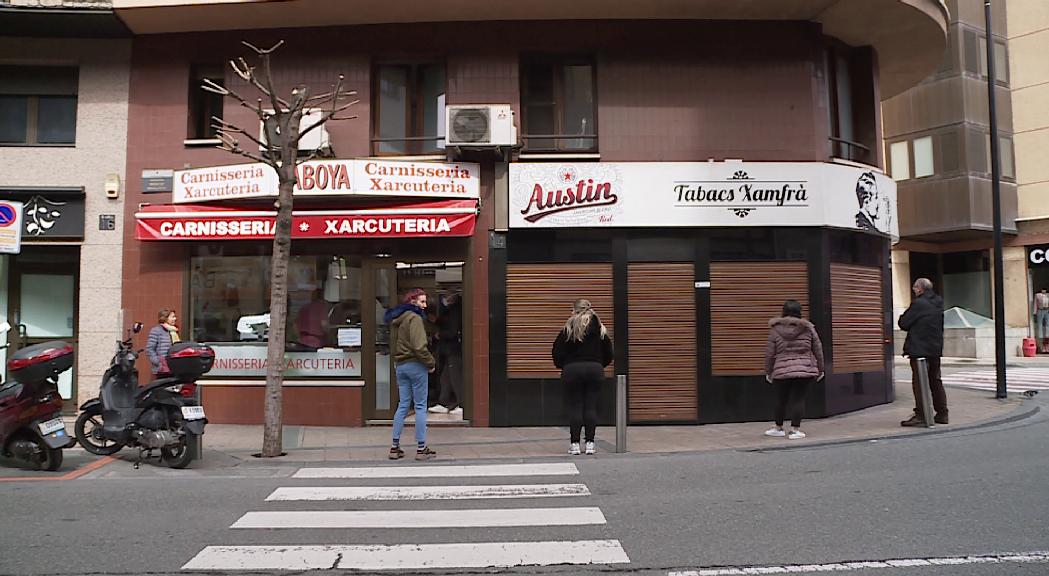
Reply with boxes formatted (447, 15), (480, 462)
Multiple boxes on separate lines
(0, 37), (131, 403)
(1009, 0), (1049, 223)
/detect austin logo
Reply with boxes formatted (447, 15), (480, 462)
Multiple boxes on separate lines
(519, 166), (619, 223)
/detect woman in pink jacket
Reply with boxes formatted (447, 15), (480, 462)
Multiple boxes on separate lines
(764, 300), (824, 440)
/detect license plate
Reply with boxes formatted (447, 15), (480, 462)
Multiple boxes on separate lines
(38, 418), (65, 436)
(181, 406), (206, 420)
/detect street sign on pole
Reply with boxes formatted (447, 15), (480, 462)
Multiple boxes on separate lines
(0, 200), (24, 254)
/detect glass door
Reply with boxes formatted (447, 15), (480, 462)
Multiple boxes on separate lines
(9, 265), (78, 411)
(363, 258), (398, 421)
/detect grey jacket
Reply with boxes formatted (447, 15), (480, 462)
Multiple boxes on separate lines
(765, 316), (825, 381)
(146, 324), (174, 374)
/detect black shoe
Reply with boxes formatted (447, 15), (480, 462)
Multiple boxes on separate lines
(934, 413), (949, 425)
(900, 415), (926, 427)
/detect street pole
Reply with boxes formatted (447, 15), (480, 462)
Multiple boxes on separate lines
(985, 0), (1008, 399)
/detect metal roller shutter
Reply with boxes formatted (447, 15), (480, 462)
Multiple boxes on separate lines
(627, 262), (697, 422)
(831, 263), (885, 373)
(710, 262), (809, 375)
(506, 263), (614, 379)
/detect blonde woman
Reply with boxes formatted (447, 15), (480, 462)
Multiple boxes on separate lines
(552, 299), (614, 455)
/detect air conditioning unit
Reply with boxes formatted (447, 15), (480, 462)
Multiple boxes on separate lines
(445, 104), (517, 147)
(259, 108), (330, 152)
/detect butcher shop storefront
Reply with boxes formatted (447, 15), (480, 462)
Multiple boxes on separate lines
(134, 158), (480, 426)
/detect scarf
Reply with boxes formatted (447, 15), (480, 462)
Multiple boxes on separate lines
(164, 323), (181, 343)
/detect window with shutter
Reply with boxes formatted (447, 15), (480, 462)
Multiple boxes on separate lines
(831, 263), (885, 373)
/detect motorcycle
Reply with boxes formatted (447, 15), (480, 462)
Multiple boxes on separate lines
(74, 323), (214, 469)
(0, 321), (77, 471)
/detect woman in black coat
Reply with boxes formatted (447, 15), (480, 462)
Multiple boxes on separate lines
(552, 299), (614, 456)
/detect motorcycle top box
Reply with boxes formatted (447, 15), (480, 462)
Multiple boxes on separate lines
(7, 341), (74, 382)
(165, 342), (215, 378)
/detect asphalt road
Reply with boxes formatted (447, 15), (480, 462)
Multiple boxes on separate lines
(0, 397), (1046, 576)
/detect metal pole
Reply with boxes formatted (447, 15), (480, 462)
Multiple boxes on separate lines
(916, 358), (935, 428)
(615, 374), (627, 453)
(985, 0), (1008, 399)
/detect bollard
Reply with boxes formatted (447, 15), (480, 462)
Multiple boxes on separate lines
(916, 357), (935, 428)
(616, 374), (627, 453)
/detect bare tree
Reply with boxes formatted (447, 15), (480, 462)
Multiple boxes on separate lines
(202, 41), (358, 457)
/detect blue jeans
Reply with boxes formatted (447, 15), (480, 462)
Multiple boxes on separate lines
(392, 361), (429, 447)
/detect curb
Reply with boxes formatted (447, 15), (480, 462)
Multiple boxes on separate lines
(740, 398), (1042, 453)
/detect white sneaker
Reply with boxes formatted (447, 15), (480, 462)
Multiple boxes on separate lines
(584, 441), (596, 455)
(428, 404), (449, 414)
(569, 442), (581, 455)
(788, 429), (807, 440)
(450, 406), (463, 415)
(764, 427), (786, 437)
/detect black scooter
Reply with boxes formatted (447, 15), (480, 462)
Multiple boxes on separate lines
(0, 322), (77, 471)
(74, 323), (214, 469)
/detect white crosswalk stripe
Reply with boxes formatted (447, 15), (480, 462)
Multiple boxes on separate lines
(266, 483), (590, 501)
(183, 461), (630, 571)
(938, 368), (1049, 392)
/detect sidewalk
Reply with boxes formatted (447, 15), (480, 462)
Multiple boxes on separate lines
(198, 379), (1028, 465)
(896, 355), (1049, 368)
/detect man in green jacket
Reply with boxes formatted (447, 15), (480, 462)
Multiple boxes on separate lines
(384, 288), (437, 460)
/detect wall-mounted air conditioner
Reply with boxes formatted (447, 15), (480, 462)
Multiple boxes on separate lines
(259, 108), (330, 151)
(445, 104), (516, 147)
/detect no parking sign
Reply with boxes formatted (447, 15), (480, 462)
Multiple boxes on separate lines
(0, 200), (24, 254)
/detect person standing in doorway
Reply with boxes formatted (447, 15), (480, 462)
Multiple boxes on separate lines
(1035, 288), (1049, 353)
(552, 299), (614, 456)
(146, 308), (180, 379)
(899, 277), (947, 426)
(430, 292), (464, 416)
(763, 300), (824, 440)
(385, 288), (437, 461)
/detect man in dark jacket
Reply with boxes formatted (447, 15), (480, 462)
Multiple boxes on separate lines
(898, 277), (947, 426)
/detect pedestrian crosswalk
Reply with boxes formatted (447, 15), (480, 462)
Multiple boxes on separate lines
(182, 462), (630, 571)
(938, 368), (1049, 393)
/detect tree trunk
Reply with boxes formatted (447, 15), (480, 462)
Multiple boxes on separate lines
(261, 173), (295, 457)
(260, 114), (301, 457)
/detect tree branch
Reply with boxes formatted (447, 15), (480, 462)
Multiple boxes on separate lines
(211, 116), (269, 151)
(299, 98), (359, 141)
(215, 129), (274, 166)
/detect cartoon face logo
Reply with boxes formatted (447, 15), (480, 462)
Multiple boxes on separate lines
(854, 172), (891, 234)
(24, 196), (65, 236)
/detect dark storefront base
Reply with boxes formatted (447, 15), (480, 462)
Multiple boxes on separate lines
(489, 227), (894, 426)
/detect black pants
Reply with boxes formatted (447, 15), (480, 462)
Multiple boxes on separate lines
(909, 357), (948, 418)
(563, 362), (602, 443)
(774, 377), (812, 428)
(438, 351), (463, 409)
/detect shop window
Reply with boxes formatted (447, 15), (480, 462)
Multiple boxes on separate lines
(505, 263), (612, 378)
(520, 54), (596, 153)
(371, 63), (445, 155)
(889, 141), (910, 181)
(825, 43), (876, 165)
(710, 261), (808, 376)
(831, 263), (885, 374)
(913, 136), (934, 178)
(0, 66), (78, 146)
(187, 64), (225, 141)
(189, 254), (363, 379)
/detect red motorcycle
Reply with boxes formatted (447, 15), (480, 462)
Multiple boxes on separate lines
(0, 322), (77, 471)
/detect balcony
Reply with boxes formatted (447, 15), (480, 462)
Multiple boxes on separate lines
(113, 0), (948, 98)
(897, 174), (1018, 241)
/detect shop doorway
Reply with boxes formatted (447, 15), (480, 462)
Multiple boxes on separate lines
(363, 258), (465, 423)
(4, 247), (79, 411)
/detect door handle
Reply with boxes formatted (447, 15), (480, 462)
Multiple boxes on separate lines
(17, 324), (27, 348)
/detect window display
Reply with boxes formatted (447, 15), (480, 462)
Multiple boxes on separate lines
(190, 254), (363, 378)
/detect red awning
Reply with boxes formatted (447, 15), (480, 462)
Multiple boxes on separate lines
(135, 199), (477, 241)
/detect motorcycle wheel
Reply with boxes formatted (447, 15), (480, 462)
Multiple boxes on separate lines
(29, 437), (63, 471)
(161, 433), (196, 469)
(74, 406), (123, 456)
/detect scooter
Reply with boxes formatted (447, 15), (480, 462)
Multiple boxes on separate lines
(74, 323), (214, 469)
(0, 321), (77, 471)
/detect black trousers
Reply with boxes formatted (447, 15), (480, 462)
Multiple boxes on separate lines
(774, 377), (812, 428)
(438, 351), (463, 409)
(562, 361), (603, 443)
(909, 357), (948, 418)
